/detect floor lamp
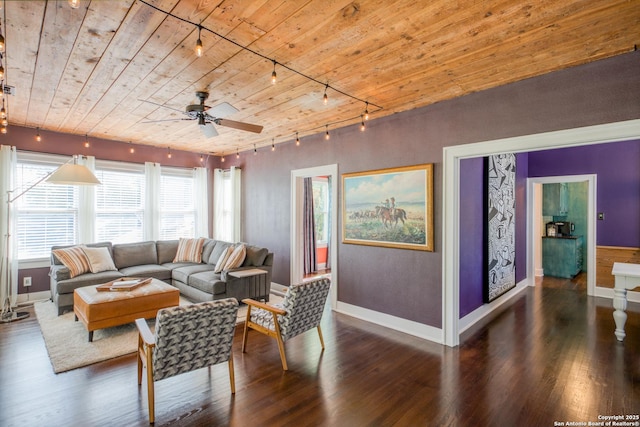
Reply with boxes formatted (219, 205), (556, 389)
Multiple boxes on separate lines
(1, 155), (101, 323)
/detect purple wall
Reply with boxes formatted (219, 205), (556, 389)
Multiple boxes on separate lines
(528, 139), (640, 247)
(459, 153), (528, 318)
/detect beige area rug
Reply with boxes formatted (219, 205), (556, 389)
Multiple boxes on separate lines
(35, 294), (282, 374)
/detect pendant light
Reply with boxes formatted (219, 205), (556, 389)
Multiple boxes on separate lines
(195, 26), (203, 57)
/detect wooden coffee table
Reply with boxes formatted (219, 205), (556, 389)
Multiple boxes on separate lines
(74, 278), (179, 342)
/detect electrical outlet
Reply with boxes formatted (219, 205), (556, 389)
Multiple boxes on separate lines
(598, 212), (605, 220)
(23, 277), (32, 287)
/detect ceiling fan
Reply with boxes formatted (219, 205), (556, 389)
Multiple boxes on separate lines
(142, 91), (263, 138)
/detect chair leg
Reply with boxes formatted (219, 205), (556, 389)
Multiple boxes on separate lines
(145, 350), (155, 424)
(317, 325), (325, 350)
(137, 336), (143, 385)
(228, 356), (236, 394)
(273, 317), (288, 371)
(242, 306), (251, 353)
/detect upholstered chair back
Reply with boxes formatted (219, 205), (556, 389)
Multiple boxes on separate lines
(278, 278), (331, 342)
(152, 298), (238, 381)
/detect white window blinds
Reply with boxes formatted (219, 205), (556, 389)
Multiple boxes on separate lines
(160, 167), (195, 240)
(94, 162), (145, 244)
(14, 154), (78, 259)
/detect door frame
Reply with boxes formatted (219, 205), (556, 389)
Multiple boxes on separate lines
(290, 164), (338, 308)
(442, 119), (640, 347)
(527, 175), (597, 296)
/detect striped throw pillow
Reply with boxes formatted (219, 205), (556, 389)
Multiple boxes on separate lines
(52, 246), (91, 278)
(214, 246), (234, 273)
(173, 238), (205, 263)
(223, 244), (246, 270)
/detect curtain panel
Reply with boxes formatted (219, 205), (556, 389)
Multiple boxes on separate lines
(0, 145), (18, 312)
(144, 162), (161, 241)
(193, 167), (209, 237)
(303, 177), (317, 275)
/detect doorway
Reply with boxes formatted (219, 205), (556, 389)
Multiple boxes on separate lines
(527, 174), (596, 297)
(290, 164), (338, 308)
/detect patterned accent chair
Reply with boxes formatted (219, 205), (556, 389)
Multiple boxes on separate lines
(135, 298), (239, 424)
(242, 277), (331, 371)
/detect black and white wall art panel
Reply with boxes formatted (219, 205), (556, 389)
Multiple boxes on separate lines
(484, 153), (516, 303)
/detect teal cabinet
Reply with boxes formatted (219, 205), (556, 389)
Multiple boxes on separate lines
(543, 183), (569, 216)
(542, 236), (583, 278)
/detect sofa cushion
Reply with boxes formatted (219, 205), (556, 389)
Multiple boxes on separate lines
(113, 241), (158, 269)
(173, 237), (205, 263)
(201, 239), (217, 264)
(172, 264), (217, 284)
(208, 241), (234, 265)
(223, 244), (246, 270)
(118, 264), (172, 281)
(242, 245), (269, 267)
(55, 270), (124, 295)
(188, 270), (227, 295)
(156, 240), (179, 264)
(82, 246), (117, 273)
(52, 246), (91, 278)
(214, 246), (234, 273)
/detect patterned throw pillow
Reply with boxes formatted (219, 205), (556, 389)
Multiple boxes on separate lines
(52, 246), (91, 278)
(223, 244), (246, 270)
(82, 246), (117, 273)
(214, 246), (234, 273)
(173, 237), (205, 263)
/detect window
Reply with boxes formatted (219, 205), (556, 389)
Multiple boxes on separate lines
(94, 162), (145, 244)
(313, 177), (329, 244)
(160, 168), (195, 240)
(15, 154), (78, 260)
(14, 153), (199, 261)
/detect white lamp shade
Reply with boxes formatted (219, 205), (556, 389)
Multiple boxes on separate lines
(46, 164), (101, 185)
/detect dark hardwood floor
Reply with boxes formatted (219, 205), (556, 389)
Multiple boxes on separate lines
(1, 275), (639, 426)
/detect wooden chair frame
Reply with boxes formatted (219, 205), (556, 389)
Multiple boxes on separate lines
(136, 318), (235, 423)
(241, 298), (325, 371)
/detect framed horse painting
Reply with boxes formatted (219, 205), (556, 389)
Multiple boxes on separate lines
(342, 164), (433, 251)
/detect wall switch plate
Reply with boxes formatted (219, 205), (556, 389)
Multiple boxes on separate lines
(597, 212), (605, 220)
(23, 277), (32, 287)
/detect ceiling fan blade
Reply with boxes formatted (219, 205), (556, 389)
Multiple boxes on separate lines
(200, 123), (219, 138)
(207, 102), (238, 119)
(141, 118), (193, 124)
(216, 118), (263, 134)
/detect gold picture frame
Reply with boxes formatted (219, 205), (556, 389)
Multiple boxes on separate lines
(342, 164), (434, 251)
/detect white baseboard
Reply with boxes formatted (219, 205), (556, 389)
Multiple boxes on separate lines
(16, 290), (51, 306)
(334, 301), (443, 344)
(459, 279), (530, 334)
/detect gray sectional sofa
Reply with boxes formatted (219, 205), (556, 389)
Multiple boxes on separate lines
(50, 239), (273, 315)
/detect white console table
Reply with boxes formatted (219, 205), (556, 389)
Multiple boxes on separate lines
(612, 262), (640, 342)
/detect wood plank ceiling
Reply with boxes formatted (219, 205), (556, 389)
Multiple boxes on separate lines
(3, 0), (639, 155)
